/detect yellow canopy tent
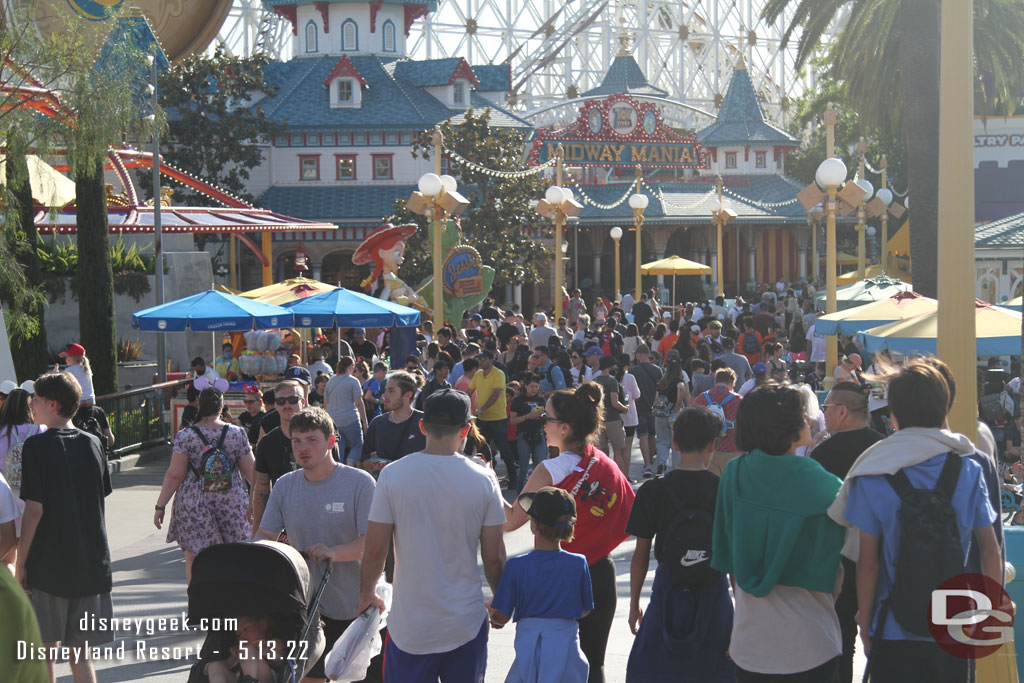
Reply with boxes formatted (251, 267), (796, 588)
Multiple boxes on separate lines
(1003, 296), (1021, 311)
(239, 277), (338, 361)
(836, 251), (859, 265)
(0, 154), (76, 207)
(861, 300), (1022, 356)
(838, 264), (913, 285)
(641, 255), (712, 314)
(813, 292), (935, 335)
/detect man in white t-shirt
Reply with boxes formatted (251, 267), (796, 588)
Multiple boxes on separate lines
(357, 389), (506, 681)
(621, 291), (635, 315)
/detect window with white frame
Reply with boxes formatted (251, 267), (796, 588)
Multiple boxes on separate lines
(337, 79), (354, 104)
(342, 19), (358, 51)
(382, 20), (396, 52)
(453, 80), (466, 105)
(305, 21), (317, 52)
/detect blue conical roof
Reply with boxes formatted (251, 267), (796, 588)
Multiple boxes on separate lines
(581, 54), (668, 98)
(697, 65), (798, 147)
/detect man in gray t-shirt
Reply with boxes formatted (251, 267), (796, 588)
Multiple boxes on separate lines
(718, 337), (754, 383)
(256, 408), (375, 681)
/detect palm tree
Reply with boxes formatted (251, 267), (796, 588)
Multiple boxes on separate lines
(762, 0), (1024, 298)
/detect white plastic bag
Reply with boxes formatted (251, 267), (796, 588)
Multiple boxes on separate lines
(325, 580), (392, 682)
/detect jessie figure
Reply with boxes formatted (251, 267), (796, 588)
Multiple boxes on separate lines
(352, 223), (428, 309)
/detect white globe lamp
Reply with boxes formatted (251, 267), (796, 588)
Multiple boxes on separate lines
(876, 188), (893, 206)
(545, 185), (566, 205)
(815, 158), (847, 189)
(439, 174), (457, 194)
(855, 178), (874, 200)
(628, 193), (649, 210)
(866, 226), (876, 237)
(707, 197), (721, 213)
(418, 173), (442, 197)
(610, 226), (623, 240)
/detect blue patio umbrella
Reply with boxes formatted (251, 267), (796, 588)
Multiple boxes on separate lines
(284, 288), (420, 329)
(132, 289), (295, 332)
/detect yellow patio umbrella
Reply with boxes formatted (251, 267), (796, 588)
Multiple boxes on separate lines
(1003, 296), (1021, 311)
(641, 255), (712, 315)
(836, 251), (859, 265)
(838, 263), (913, 285)
(861, 300), (1022, 356)
(813, 291), (936, 336)
(239, 277), (337, 306)
(214, 282), (239, 295)
(0, 154), (76, 207)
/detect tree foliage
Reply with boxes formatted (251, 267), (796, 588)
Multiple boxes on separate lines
(158, 46), (282, 206)
(384, 110), (550, 290)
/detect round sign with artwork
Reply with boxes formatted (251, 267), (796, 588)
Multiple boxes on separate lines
(609, 101), (638, 136)
(588, 108), (603, 134)
(66, 0), (124, 20)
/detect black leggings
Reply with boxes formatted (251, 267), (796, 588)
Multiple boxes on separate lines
(578, 555), (616, 683)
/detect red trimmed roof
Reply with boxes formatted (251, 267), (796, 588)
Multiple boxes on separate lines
(323, 55), (368, 88)
(450, 59), (480, 87)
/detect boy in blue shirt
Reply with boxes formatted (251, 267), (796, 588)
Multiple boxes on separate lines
(841, 361), (1001, 683)
(488, 487), (593, 682)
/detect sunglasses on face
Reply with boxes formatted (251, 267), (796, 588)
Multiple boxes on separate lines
(275, 396), (301, 406)
(539, 412), (566, 424)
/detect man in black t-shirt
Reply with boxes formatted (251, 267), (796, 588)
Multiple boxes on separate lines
(496, 312), (520, 348)
(630, 344), (663, 475)
(18, 372), (114, 677)
(361, 371), (426, 471)
(509, 374), (545, 492)
(632, 293), (654, 330)
(350, 328), (378, 362)
(624, 407), (729, 678)
(810, 382), (884, 683)
(437, 327), (463, 363)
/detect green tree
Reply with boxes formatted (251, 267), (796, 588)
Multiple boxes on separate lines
(384, 110), (550, 291)
(2, 128), (49, 381)
(158, 46), (282, 206)
(762, 0), (1024, 297)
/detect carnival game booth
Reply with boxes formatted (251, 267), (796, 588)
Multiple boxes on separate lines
(132, 290), (295, 432)
(284, 288), (420, 368)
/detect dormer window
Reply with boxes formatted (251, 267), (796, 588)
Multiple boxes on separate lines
(338, 79), (354, 104)
(453, 80), (467, 105)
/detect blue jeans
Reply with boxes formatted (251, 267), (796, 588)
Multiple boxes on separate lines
(384, 618), (489, 683)
(517, 434), (547, 492)
(654, 414), (678, 469)
(337, 420), (364, 465)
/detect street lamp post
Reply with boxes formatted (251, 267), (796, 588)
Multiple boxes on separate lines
(707, 176), (736, 297)
(854, 139), (874, 280)
(610, 227), (623, 299)
(535, 145), (582, 321)
(816, 156), (849, 388)
(809, 203), (823, 283)
(406, 128), (470, 331)
(877, 157), (893, 272)
(629, 166), (649, 300)
(147, 54), (166, 383)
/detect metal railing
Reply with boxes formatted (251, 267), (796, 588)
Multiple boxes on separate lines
(95, 378), (191, 457)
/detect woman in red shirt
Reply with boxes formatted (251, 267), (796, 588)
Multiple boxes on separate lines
(504, 381), (635, 683)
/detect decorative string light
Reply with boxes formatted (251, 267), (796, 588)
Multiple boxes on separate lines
(565, 177), (634, 210)
(442, 146), (555, 178)
(861, 157), (908, 197)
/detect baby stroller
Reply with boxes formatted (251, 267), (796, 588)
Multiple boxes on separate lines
(186, 541), (330, 683)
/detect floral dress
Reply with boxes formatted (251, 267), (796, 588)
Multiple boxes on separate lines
(166, 423), (252, 555)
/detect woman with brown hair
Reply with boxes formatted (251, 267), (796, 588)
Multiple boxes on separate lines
(154, 386), (255, 583)
(505, 381), (635, 683)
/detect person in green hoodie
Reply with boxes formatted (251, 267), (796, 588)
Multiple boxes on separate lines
(712, 383), (846, 682)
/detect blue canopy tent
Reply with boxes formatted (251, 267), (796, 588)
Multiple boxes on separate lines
(285, 289), (420, 368)
(284, 288), (420, 328)
(133, 290), (295, 364)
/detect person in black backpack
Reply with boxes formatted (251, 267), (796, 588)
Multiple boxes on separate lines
(625, 407), (734, 682)
(835, 361), (1002, 683)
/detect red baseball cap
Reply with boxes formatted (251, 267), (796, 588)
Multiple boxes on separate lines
(60, 343), (86, 357)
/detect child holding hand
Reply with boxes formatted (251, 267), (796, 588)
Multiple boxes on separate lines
(488, 487), (593, 683)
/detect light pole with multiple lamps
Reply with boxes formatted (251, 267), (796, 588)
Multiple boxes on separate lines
(707, 176), (736, 297)
(406, 128), (470, 331)
(610, 226), (623, 299)
(628, 166), (649, 300)
(854, 139), (874, 280)
(535, 144), (582, 321)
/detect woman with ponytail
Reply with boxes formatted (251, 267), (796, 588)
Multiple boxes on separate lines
(504, 381), (635, 683)
(60, 343), (95, 405)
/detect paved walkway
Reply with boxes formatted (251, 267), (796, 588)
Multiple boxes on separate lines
(48, 445), (865, 682)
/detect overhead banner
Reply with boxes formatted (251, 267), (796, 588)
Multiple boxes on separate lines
(529, 93), (705, 169)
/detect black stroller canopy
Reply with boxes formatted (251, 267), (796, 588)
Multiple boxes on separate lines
(188, 541), (310, 620)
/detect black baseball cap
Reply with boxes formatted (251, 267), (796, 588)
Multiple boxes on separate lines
(422, 388), (472, 426)
(517, 487), (576, 529)
(479, 349), (495, 360)
(599, 355), (618, 370)
(284, 366), (312, 386)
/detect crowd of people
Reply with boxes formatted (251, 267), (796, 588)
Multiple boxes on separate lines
(0, 283), (1020, 683)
